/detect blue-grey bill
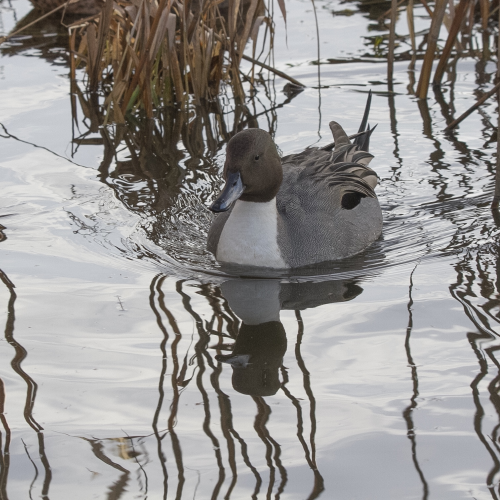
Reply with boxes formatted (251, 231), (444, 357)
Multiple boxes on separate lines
(210, 171), (245, 213)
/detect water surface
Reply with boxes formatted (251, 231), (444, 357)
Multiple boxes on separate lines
(1, 0), (500, 498)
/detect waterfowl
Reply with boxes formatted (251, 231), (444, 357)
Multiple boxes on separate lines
(207, 93), (383, 268)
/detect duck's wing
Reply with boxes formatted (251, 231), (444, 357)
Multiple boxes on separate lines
(281, 124), (378, 196)
(281, 93), (378, 192)
(276, 121), (382, 267)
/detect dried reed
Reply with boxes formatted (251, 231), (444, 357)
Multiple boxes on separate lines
(416, 0), (447, 98)
(432, 0), (470, 87)
(399, 0), (500, 99)
(387, 0), (398, 90)
(68, 0), (290, 123)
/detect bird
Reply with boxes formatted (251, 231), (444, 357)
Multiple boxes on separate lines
(207, 92), (383, 269)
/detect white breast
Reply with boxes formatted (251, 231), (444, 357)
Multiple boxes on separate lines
(216, 199), (288, 268)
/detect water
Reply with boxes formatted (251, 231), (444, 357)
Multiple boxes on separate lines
(2, 0), (500, 498)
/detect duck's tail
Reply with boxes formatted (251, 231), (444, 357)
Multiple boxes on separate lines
(322, 90), (376, 152)
(354, 91), (371, 140)
(353, 91), (376, 152)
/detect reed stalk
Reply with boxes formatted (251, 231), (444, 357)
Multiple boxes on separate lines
(444, 80), (500, 131)
(416, 0), (447, 98)
(69, 0), (290, 124)
(406, 0), (417, 71)
(432, 0), (469, 87)
(387, 0), (398, 91)
(480, 0), (489, 30)
(420, 0), (434, 16)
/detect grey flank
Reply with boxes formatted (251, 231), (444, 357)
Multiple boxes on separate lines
(276, 140), (383, 267)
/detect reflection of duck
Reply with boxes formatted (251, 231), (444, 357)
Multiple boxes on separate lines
(218, 321), (287, 396)
(208, 93), (382, 268)
(217, 278), (363, 396)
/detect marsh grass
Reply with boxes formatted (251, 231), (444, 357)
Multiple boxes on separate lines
(67, 0), (287, 123)
(376, 0), (500, 203)
(376, 0), (500, 98)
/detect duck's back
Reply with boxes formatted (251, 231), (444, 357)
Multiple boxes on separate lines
(276, 144), (383, 267)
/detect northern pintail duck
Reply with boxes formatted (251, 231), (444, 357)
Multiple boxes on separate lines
(208, 93), (383, 268)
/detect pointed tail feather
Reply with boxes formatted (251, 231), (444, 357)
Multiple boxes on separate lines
(321, 90), (376, 152)
(353, 90), (372, 148)
(359, 123), (377, 152)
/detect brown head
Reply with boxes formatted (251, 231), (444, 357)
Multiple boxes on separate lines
(211, 129), (283, 212)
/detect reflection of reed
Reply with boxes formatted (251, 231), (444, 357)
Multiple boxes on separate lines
(126, 436), (150, 495)
(294, 310), (324, 499)
(402, 266), (429, 500)
(252, 395), (287, 498)
(280, 311), (324, 500)
(0, 377), (10, 500)
(469, 337), (500, 497)
(198, 284), (254, 499)
(177, 282), (244, 498)
(434, 57), (498, 183)
(149, 274), (169, 498)
(206, 284), (263, 497)
(388, 94), (403, 176)
(86, 437), (130, 499)
(206, 285), (239, 340)
(144, 276), (331, 498)
(167, 282), (186, 500)
(149, 274), (185, 499)
(71, 74), (293, 215)
(79, 435), (150, 500)
(176, 281), (228, 499)
(450, 248), (500, 498)
(0, 269), (52, 500)
(228, 428), (262, 500)
(21, 439), (38, 500)
(417, 98), (448, 177)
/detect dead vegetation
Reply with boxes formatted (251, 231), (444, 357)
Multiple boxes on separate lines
(66, 0), (291, 123)
(381, 0), (500, 98)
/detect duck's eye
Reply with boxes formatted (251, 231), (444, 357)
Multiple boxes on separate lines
(254, 155), (260, 161)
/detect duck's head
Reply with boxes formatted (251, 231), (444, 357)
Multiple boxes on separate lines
(210, 128), (282, 213)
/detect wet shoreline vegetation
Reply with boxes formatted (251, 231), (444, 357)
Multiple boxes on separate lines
(66, 0), (500, 211)
(4, 0), (500, 133)
(4, 0), (500, 213)
(66, 0), (294, 120)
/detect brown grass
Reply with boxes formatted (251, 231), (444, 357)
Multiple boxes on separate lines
(379, 0), (500, 99)
(67, 0), (283, 122)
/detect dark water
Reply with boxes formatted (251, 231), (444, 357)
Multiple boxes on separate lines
(2, 0), (500, 498)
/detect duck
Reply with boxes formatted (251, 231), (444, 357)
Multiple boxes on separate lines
(207, 92), (383, 268)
